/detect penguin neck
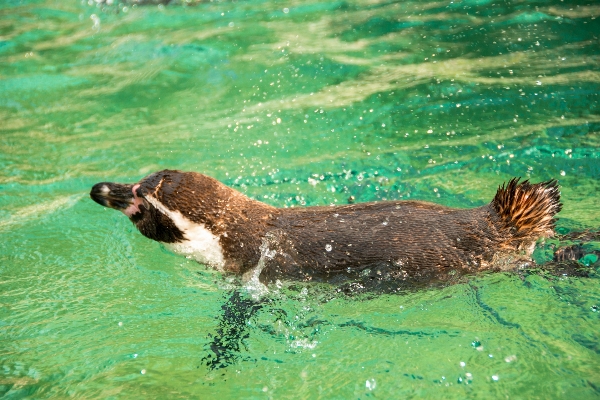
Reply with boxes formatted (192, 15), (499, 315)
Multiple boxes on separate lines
(142, 175), (277, 274)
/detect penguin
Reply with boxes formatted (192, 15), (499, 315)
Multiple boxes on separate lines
(90, 170), (562, 284)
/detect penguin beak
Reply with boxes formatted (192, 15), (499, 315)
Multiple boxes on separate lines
(90, 182), (135, 211)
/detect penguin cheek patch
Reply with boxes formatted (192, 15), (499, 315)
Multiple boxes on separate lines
(122, 203), (141, 218)
(120, 184), (145, 217)
(122, 195), (146, 218)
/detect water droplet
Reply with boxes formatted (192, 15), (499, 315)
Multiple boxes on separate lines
(366, 378), (376, 390)
(283, 7), (289, 13)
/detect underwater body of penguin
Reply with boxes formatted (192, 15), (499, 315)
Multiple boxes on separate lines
(90, 169), (562, 285)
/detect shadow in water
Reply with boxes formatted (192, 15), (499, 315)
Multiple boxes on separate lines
(202, 290), (263, 370)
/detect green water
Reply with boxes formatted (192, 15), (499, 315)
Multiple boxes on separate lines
(1, 0), (599, 398)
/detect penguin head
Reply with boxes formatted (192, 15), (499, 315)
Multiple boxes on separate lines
(90, 170), (186, 243)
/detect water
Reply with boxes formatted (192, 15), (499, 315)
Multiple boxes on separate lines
(1, 0), (599, 397)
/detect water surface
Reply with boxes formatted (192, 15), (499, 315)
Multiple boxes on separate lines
(1, 0), (599, 398)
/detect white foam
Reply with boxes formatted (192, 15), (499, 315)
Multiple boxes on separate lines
(242, 237), (274, 300)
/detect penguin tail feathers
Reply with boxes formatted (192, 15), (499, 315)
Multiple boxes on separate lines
(491, 178), (562, 241)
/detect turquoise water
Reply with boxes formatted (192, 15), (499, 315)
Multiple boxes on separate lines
(1, 0), (599, 398)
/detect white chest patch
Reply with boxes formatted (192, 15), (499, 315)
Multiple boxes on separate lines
(145, 196), (226, 271)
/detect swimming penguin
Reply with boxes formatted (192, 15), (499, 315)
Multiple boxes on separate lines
(90, 170), (562, 284)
